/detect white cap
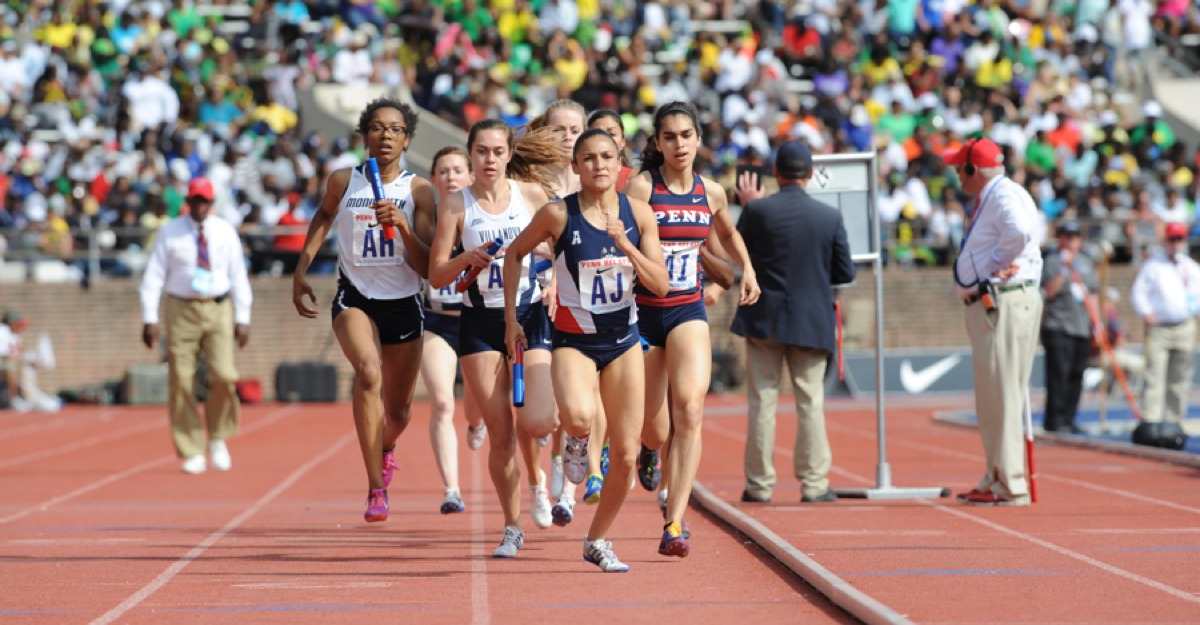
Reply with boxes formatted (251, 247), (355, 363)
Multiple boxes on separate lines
(1074, 24), (1098, 43)
(1143, 100), (1163, 118)
(917, 92), (940, 110)
(1099, 110), (1119, 126)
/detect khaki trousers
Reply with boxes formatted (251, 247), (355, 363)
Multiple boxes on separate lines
(165, 296), (240, 458)
(966, 286), (1041, 500)
(1141, 318), (1195, 425)
(743, 338), (832, 499)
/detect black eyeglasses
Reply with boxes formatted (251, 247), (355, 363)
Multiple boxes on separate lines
(367, 125), (408, 137)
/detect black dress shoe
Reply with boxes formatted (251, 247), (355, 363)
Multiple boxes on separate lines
(740, 490), (771, 503)
(801, 490), (838, 503)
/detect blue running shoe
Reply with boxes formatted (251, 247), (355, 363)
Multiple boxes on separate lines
(584, 474), (603, 504)
(600, 444), (610, 477)
(440, 490), (465, 514)
(658, 521), (690, 558)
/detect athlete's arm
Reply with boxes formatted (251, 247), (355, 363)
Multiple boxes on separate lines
(700, 229), (735, 289)
(293, 168), (349, 318)
(403, 177), (436, 279)
(504, 200), (567, 354)
(705, 176), (760, 306)
(428, 190), (488, 288)
(622, 196), (670, 297)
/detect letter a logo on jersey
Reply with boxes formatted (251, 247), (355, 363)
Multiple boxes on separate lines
(571, 230), (581, 245)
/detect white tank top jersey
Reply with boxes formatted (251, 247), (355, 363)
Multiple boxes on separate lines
(335, 165), (423, 300)
(459, 180), (540, 308)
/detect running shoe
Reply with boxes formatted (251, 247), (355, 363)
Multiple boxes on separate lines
(551, 492), (575, 526)
(583, 474), (604, 504)
(440, 490), (465, 514)
(381, 448), (398, 487)
(583, 538), (630, 572)
(636, 444), (660, 491)
(466, 423), (488, 451)
(492, 525), (524, 558)
(600, 443), (610, 477)
(531, 484), (553, 529)
(657, 488), (668, 516)
(563, 434), (589, 484)
(208, 439), (232, 472)
(535, 433), (551, 447)
(181, 454), (206, 475)
(364, 488), (389, 522)
(550, 455), (565, 498)
(658, 521), (690, 558)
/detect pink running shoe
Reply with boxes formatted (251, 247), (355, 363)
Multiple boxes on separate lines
(382, 449), (398, 487)
(364, 488), (389, 522)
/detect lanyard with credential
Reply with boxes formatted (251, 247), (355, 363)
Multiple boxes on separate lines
(953, 179), (1001, 287)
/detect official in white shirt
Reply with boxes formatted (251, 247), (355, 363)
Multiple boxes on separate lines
(945, 138), (1043, 506)
(140, 177), (253, 475)
(1130, 222), (1200, 431)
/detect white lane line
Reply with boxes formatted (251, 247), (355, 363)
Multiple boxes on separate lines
(825, 422), (1200, 516)
(0, 420), (162, 470)
(704, 420), (1200, 606)
(0, 407), (298, 526)
(89, 430), (355, 625)
(470, 444), (490, 625)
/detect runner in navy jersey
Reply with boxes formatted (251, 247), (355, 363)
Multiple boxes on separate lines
(292, 98), (437, 524)
(503, 129), (669, 572)
(623, 101), (761, 557)
(421, 146), (486, 515)
(428, 119), (562, 558)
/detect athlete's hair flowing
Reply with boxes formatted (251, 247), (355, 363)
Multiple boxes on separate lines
(466, 118), (560, 190)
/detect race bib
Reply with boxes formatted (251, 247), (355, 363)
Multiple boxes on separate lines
(475, 248), (509, 300)
(429, 281), (462, 306)
(663, 241), (702, 291)
(350, 208), (405, 266)
(578, 256), (634, 314)
(191, 267), (214, 294)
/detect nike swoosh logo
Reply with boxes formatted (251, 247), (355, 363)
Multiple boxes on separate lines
(399, 329), (417, 341)
(618, 333), (634, 344)
(691, 197), (703, 203)
(625, 227), (634, 234)
(367, 221), (380, 229)
(597, 266), (614, 274)
(542, 338), (552, 345)
(899, 355), (963, 394)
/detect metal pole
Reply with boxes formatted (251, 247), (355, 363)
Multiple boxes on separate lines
(869, 153), (891, 489)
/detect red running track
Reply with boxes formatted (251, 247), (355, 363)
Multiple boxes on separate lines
(0, 402), (852, 625)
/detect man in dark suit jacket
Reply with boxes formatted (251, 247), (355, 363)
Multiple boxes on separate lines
(732, 141), (856, 504)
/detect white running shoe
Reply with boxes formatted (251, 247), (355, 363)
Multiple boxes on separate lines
(583, 538), (630, 572)
(535, 434), (551, 447)
(208, 440), (232, 471)
(466, 423), (488, 451)
(658, 488), (669, 514)
(562, 434), (589, 484)
(550, 455), (564, 498)
(492, 525), (524, 558)
(181, 454), (207, 474)
(530, 484), (553, 529)
(551, 492), (575, 526)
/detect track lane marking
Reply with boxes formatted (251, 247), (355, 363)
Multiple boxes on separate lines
(89, 430), (355, 625)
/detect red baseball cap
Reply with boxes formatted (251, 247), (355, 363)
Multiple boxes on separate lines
(942, 138), (1005, 169)
(1166, 222), (1188, 239)
(187, 177), (215, 201)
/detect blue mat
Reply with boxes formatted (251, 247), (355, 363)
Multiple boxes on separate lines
(960, 406), (1200, 455)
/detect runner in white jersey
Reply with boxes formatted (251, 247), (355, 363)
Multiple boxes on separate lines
(503, 129), (669, 572)
(428, 118), (563, 558)
(292, 99), (436, 524)
(420, 146), (486, 516)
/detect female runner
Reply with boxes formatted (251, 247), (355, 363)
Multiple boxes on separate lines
(421, 145), (486, 514)
(623, 101), (761, 557)
(503, 128), (669, 572)
(292, 98), (436, 523)
(428, 119), (560, 558)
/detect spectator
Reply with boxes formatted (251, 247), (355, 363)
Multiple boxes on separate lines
(1040, 221), (1100, 434)
(0, 310), (62, 413)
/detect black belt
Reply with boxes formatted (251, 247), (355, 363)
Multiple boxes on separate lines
(1156, 319), (1191, 328)
(173, 293), (229, 304)
(962, 280), (1036, 307)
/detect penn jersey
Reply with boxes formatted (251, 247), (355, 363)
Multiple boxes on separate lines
(335, 165), (422, 300)
(553, 193), (640, 334)
(460, 180), (539, 309)
(633, 168), (712, 306)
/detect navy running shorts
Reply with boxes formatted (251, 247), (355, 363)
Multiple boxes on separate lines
(458, 302), (552, 358)
(637, 298), (708, 348)
(553, 324), (641, 372)
(424, 311), (460, 354)
(331, 278), (424, 345)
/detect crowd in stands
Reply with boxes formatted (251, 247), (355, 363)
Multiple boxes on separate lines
(0, 0), (1196, 283)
